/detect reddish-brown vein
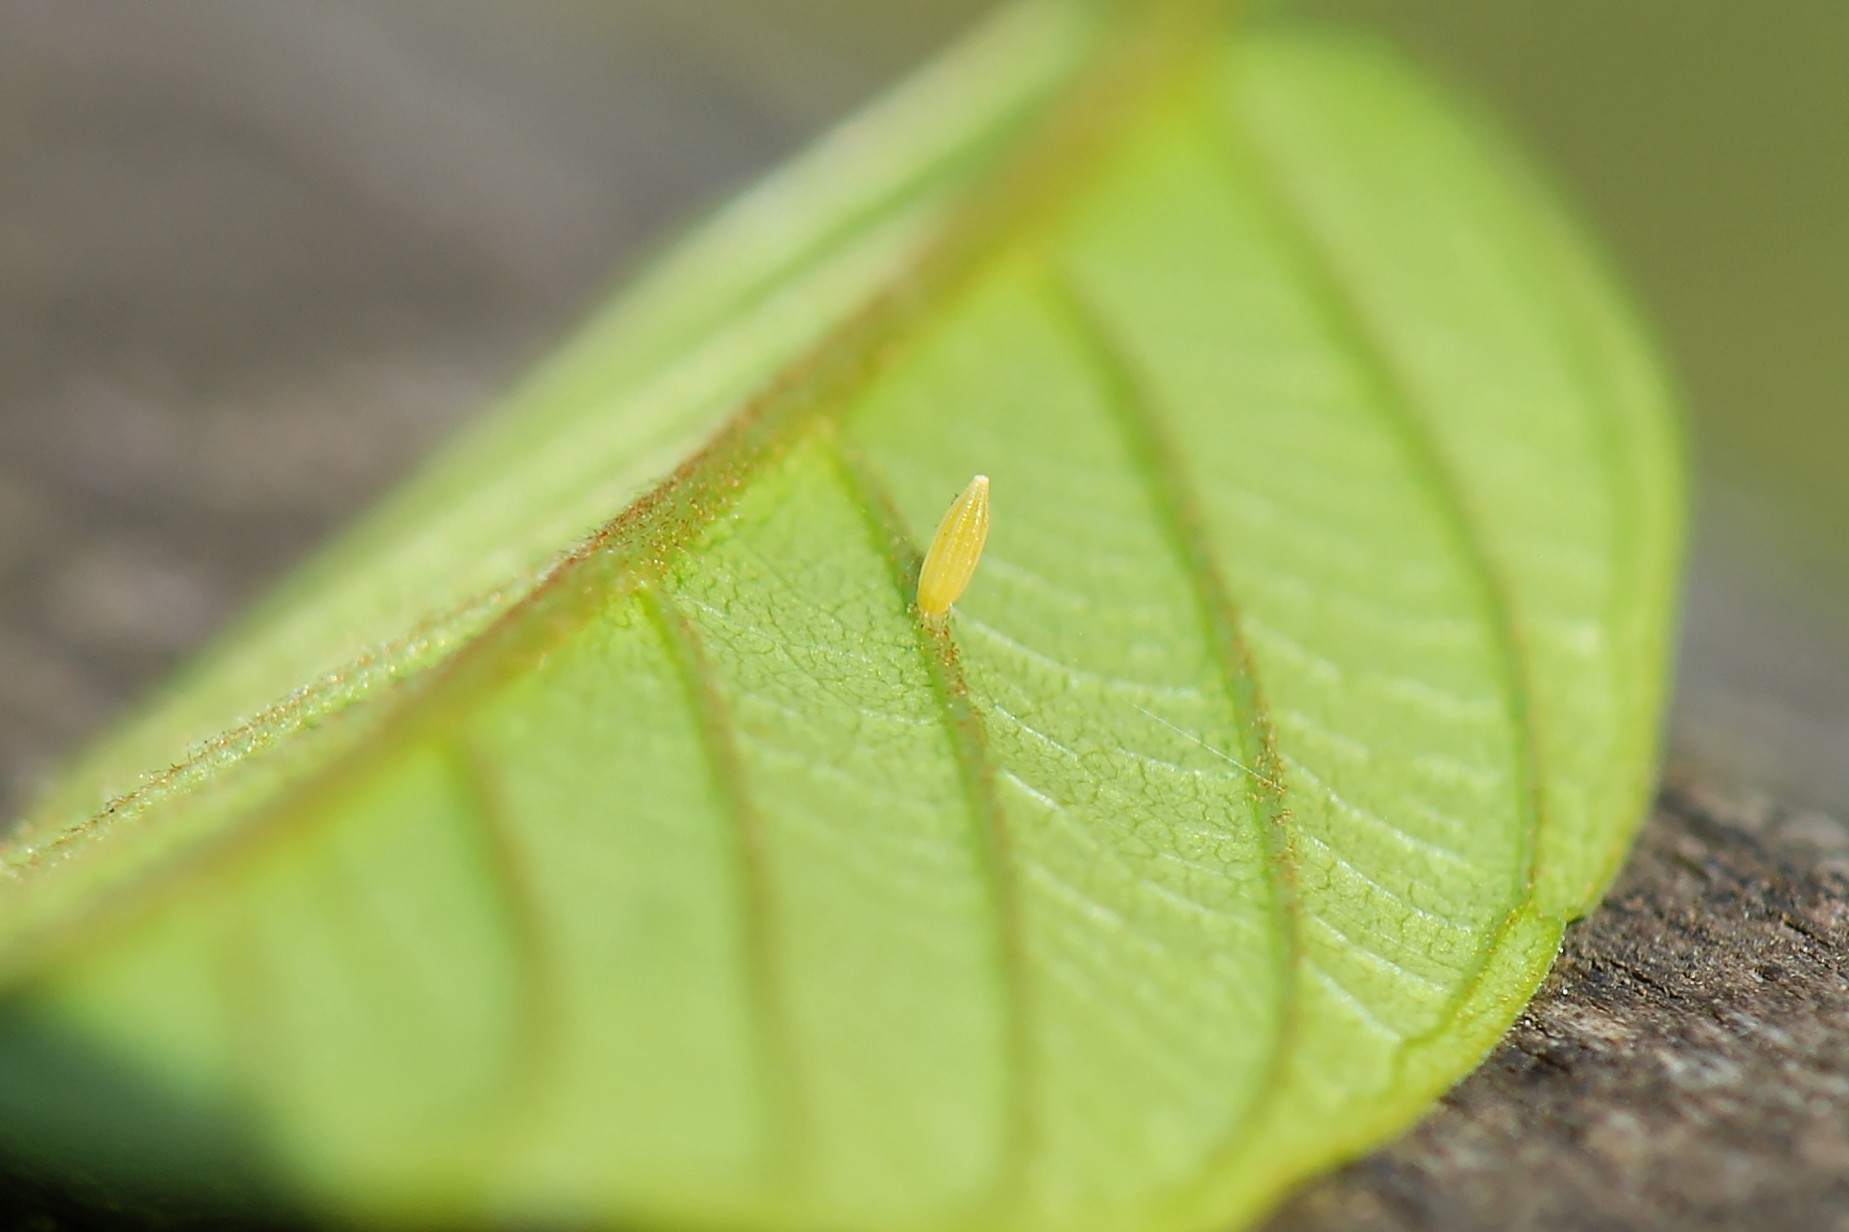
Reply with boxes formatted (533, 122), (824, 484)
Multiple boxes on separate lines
(7, 582), (519, 863)
(1040, 273), (1303, 1179)
(825, 436), (1036, 1217)
(1219, 102), (1546, 1054)
(0, 1), (1231, 983)
(637, 586), (807, 1194)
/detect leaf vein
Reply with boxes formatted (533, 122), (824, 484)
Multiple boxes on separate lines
(1297, 832), (1475, 932)
(639, 586), (808, 1189)
(1276, 752), (1477, 870)
(1304, 912), (1452, 994)
(1308, 963), (1404, 1042)
(1040, 273), (1304, 1173)
(959, 613), (1204, 702)
(1222, 102), (1549, 1055)
(825, 438), (1038, 1215)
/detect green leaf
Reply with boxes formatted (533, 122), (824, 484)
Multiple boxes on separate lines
(0, 2), (1682, 1229)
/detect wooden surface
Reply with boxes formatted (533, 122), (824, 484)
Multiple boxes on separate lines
(1264, 780), (1849, 1231)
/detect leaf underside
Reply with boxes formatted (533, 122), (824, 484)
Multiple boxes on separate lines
(0, 4), (1681, 1230)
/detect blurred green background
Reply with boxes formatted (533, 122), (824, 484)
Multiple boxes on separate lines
(2, 0), (1844, 822)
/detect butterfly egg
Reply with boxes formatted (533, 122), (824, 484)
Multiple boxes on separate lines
(917, 474), (991, 619)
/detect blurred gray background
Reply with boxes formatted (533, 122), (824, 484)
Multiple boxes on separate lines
(3, 4), (1847, 1229)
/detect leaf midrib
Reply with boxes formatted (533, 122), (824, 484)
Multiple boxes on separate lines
(0, 0), (1237, 1005)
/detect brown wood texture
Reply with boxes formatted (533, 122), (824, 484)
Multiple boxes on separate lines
(1264, 779), (1849, 1232)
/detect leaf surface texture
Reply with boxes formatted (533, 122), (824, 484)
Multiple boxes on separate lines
(0, 4), (1682, 1229)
